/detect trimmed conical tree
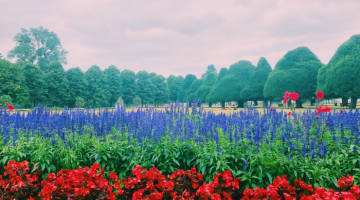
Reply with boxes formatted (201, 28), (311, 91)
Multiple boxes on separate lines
(320, 34), (360, 108)
(177, 74), (197, 102)
(208, 60), (256, 108)
(240, 57), (272, 107)
(197, 72), (217, 106)
(264, 47), (323, 108)
(184, 79), (203, 106)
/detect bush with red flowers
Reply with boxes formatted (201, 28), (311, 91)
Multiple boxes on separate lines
(1, 161), (360, 200)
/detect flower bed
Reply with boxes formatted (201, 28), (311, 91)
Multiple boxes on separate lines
(0, 160), (359, 200)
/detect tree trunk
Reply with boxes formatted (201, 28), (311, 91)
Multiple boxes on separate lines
(263, 99), (268, 108)
(209, 102), (212, 107)
(254, 100), (258, 106)
(296, 98), (303, 108)
(237, 100), (244, 108)
(350, 97), (357, 109)
(342, 97), (349, 106)
(221, 101), (225, 108)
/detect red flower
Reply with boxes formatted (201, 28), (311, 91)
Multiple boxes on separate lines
(316, 91), (324, 100)
(270, 108), (274, 111)
(79, 102), (81, 105)
(6, 104), (14, 111)
(317, 106), (332, 115)
(288, 112), (291, 116)
(289, 92), (299, 101)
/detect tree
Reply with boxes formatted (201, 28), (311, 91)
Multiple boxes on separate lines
(151, 74), (169, 107)
(104, 65), (122, 107)
(0, 59), (28, 104)
(23, 63), (47, 107)
(201, 64), (217, 79)
(133, 97), (141, 107)
(177, 74), (197, 102)
(208, 61), (256, 108)
(120, 69), (137, 106)
(197, 72), (217, 106)
(66, 67), (88, 107)
(136, 71), (155, 106)
(44, 62), (69, 106)
(184, 79), (203, 106)
(240, 57), (272, 107)
(168, 75), (184, 102)
(85, 65), (109, 107)
(0, 95), (12, 109)
(264, 47), (323, 108)
(7, 26), (68, 73)
(321, 34), (360, 108)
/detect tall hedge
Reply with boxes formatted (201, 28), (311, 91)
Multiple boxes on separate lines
(319, 34), (360, 108)
(184, 79), (203, 104)
(177, 74), (197, 102)
(208, 60), (256, 107)
(263, 47), (323, 108)
(240, 57), (272, 106)
(197, 72), (217, 103)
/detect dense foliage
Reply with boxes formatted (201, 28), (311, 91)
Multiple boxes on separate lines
(264, 47), (323, 108)
(177, 74), (197, 103)
(185, 79), (204, 104)
(1, 104), (360, 191)
(319, 34), (360, 108)
(197, 72), (217, 103)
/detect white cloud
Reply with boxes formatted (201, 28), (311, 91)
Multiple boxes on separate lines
(0, 0), (360, 78)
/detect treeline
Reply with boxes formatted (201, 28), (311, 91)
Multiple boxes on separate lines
(1, 33), (360, 108)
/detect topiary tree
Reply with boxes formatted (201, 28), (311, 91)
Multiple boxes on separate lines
(263, 47), (323, 108)
(177, 74), (197, 102)
(208, 60), (256, 108)
(320, 34), (360, 108)
(133, 97), (141, 107)
(240, 57), (272, 107)
(184, 79), (203, 106)
(197, 72), (217, 106)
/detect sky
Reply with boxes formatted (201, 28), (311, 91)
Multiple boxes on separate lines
(1, 0), (360, 78)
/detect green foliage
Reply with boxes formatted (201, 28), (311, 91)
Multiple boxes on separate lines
(151, 74), (169, 106)
(136, 71), (155, 106)
(201, 64), (217, 79)
(240, 57), (272, 101)
(185, 79), (203, 103)
(0, 59), (28, 104)
(197, 72), (217, 103)
(66, 67), (88, 107)
(133, 97), (141, 106)
(317, 64), (335, 98)
(208, 61), (256, 102)
(0, 95), (12, 108)
(85, 65), (109, 107)
(75, 97), (85, 108)
(7, 26), (68, 72)
(120, 69), (137, 105)
(104, 65), (122, 107)
(322, 34), (360, 98)
(168, 75), (184, 102)
(23, 63), (46, 107)
(264, 47), (323, 100)
(44, 61), (69, 106)
(177, 74), (197, 102)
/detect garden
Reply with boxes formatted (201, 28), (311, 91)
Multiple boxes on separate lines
(0, 91), (360, 199)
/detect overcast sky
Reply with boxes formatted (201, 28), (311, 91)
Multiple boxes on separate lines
(1, 0), (360, 78)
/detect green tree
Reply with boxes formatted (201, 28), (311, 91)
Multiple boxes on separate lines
(66, 67), (88, 107)
(136, 71), (155, 106)
(0, 59), (28, 104)
(168, 75), (184, 102)
(151, 75), (169, 107)
(185, 79), (203, 106)
(7, 26), (68, 73)
(23, 63), (47, 107)
(321, 34), (360, 108)
(133, 97), (141, 107)
(201, 64), (217, 79)
(44, 62), (69, 106)
(104, 65), (122, 107)
(208, 61), (256, 108)
(0, 95), (12, 109)
(177, 74), (197, 102)
(85, 65), (109, 107)
(240, 57), (272, 107)
(120, 69), (137, 106)
(264, 47), (323, 108)
(197, 72), (217, 106)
